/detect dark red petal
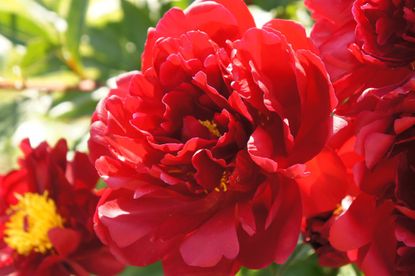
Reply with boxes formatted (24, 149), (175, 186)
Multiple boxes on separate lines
(357, 203), (396, 276)
(286, 50), (336, 165)
(185, 1), (251, 45)
(65, 152), (99, 190)
(180, 208), (239, 267)
(363, 132), (394, 169)
(305, 0), (353, 25)
(48, 228), (81, 257)
(163, 250), (240, 276)
(189, 0), (255, 32)
(142, 9), (189, 70)
(235, 29), (300, 123)
(0, 169), (29, 210)
(94, 189), (178, 266)
(98, 193), (168, 248)
(36, 255), (71, 276)
(192, 149), (226, 191)
(396, 216), (415, 247)
(298, 147), (357, 217)
(238, 176), (301, 268)
(263, 19), (317, 52)
(73, 247), (125, 275)
(247, 126), (280, 173)
(329, 194), (377, 251)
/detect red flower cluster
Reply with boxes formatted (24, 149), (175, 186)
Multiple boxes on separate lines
(301, 0), (415, 270)
(5, 0), (415, 274)
(0, 139), (124, 275)
(88, 0), (335, 274)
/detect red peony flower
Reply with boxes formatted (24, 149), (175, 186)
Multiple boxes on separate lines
(0, 139), (124, 276)
(88, 0), (336, 274)
(306, 0), (414, 114)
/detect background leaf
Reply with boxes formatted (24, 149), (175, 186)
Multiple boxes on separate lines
(64, 0), (89, 76)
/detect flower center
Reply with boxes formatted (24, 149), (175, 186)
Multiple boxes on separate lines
(214, 171), (230, 192)
(4, 192), (64, 256)
(199, 120), (221, 137)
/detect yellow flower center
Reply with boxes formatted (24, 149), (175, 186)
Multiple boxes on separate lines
(199, 120), (221, 138)
(214, 171), (230, 192)
(4, 192), (64, 256)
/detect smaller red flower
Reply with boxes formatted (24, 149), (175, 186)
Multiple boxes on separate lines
(353, 0), (415, 67)
(0, 139), (124, 276)
(302, 82), (415, 275)
(306, 0), (413, 115)
(353, 78), (415, 200)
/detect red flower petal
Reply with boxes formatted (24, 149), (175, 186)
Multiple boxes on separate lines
(263, 19), (317, 52)
(48, 228), (81, 257)
(238, 176), (301, 268)
(180, 208), (239, 267)
(329, 194), (377, 251)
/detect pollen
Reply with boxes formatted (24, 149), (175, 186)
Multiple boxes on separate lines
(4, 192), (64, 256)
(214, 171), (230, 192)
(199, 120), (221, 138)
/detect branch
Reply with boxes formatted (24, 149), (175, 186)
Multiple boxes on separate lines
(0, 79), (98, 93)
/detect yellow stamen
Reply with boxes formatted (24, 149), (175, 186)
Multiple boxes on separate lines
(4, 192), (64, 256)
(199, 120), (221, 138)
(215, 171), (229, 192)
(333, 204), (343, 216)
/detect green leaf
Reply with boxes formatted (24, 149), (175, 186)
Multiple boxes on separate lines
(85, 24), (128, 79)
(169, 0), (192, 9)
(84, 1), (154, 79)
(120, 0), (153, 53)
(0, 95), (29, 173)
(0, 0), (63, 44)
(0, 98), (23, 137)
(337, 265), (364, 276)
(252, 0), (297, 11)
(278, 254), (338, 276)
(0, 12), (46, 44)
(64, 0), (89, 76)
(48, 90), (97, 120)
(120, 263), (164, 276)
(237, 265), (278, 276)
(20, 39), (64, 76)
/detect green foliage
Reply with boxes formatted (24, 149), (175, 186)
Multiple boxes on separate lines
(65, 0), (89, 74)
(120, 262), (164, 276)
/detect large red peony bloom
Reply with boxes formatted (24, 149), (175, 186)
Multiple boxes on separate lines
(88, 0), (336, 274)
(306, 0), (414, 114)
(0, 139), (124, 276)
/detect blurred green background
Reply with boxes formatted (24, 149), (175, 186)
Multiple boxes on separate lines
(0, 0), (360, 275)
